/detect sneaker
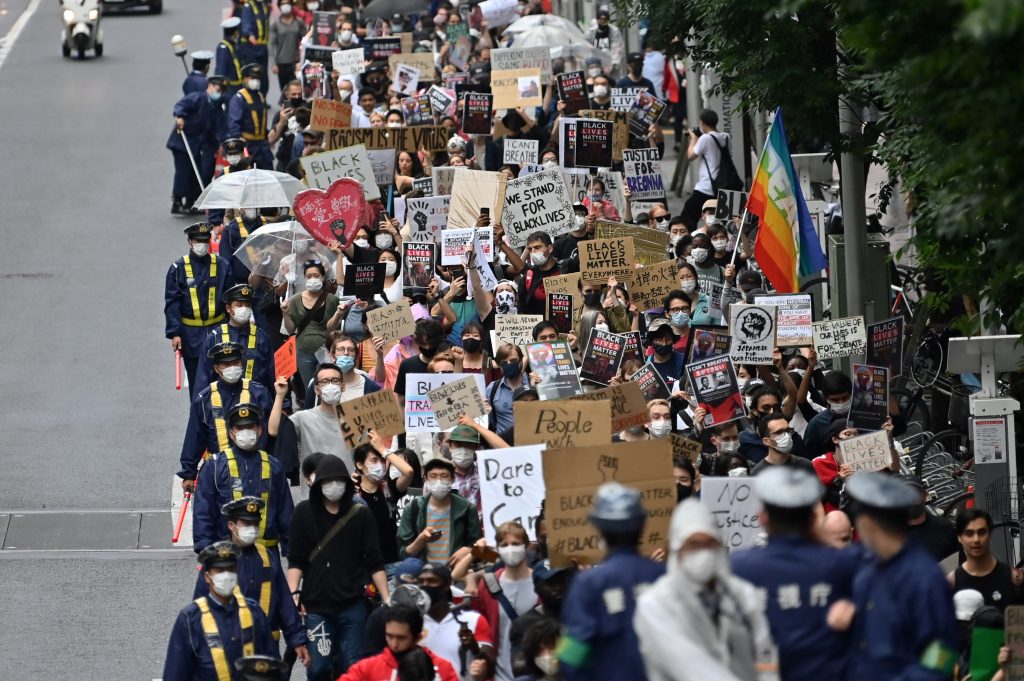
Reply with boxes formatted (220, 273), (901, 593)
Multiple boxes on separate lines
(171, 201), (184, 215)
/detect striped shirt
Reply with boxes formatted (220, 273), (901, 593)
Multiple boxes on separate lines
(425, 505), (452, 563)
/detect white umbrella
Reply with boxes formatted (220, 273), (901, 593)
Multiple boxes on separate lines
(194, 169), (306, 209)
(501, 14), (581, 36)
(501, 17), (610, 67)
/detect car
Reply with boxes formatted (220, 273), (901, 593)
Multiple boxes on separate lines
(100, 0), (161, 14)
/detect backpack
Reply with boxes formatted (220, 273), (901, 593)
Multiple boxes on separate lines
(705, 134), (744, 192)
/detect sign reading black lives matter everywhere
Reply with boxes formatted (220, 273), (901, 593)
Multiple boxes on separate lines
(622, 148), (666, 203)
(579, 237), (636, 286)
(501, 168), (576, 249)
(813, 316), (867, 360)
(729, 304), (777, 365)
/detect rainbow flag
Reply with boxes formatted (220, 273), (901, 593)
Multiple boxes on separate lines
(747, 109), (827, 293)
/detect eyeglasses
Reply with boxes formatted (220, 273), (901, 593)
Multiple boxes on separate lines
(335, 347), (357, 356)
(770, 427), (794, 438)
(757, 403), (781, 413)
(317, 378), (343, 386)
(667, 306), (689, 313)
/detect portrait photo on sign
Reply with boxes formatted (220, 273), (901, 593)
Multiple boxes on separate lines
(518, 74), (541, 99)
(687, 355), (746, 427)
(686, 325), (731, 363)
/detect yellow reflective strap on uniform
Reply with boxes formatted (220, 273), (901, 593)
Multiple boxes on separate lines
(240, 378), (250, 405)
(254, 543), (272, 614)
(195, 597), (233, 681)
(221, 40), (242, 85)
(258, 451), (270, 542)
(256, 1), (268, 43)
(183, 256), (201, 322)
(226, 448), (242, 500)
(239, 223), (249, 239)
(239, 90), (264, 141)
(210, 382), (229, 453)
(245, 325), (256, 381)
(208, 256), (219, 320)
(220, 324), (230, 344)
(233, 590), (256, 657)
(182, 256), (224, 327)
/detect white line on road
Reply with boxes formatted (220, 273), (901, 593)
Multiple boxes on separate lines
(0, 0), (42, 72)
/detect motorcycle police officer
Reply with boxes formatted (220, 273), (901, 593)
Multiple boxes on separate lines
(228, 64), (278, 170)
(731, 466), (862, 681)
(216, 17), (244, 101)
(179, 341), (272, 493)
(557, 482), (665, 681)
(239, 0), (271, 95)
(167, 78), (227, 215)
(196, 284), (276, 393)
(166, 222), (233, 393)
(184, 50), (213, 95)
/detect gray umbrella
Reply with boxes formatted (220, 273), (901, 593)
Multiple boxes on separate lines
(361, 0), (426, 20)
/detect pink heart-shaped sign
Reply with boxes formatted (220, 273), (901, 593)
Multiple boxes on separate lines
(293, 177), (368, 247)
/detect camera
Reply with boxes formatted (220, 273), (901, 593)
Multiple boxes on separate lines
(691, 127), (702, 138)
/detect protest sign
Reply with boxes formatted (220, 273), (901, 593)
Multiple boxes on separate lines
(578, 110), (631, 162)
(367, 150), (395, 187)
(492, 314), (543, 350)
(621, 330), (643, 364)
(556, 71), (590, 116)
(432, 167), (460, 196)
(687, 356), (746, 427)
(366, 300), (416, 342)
(629, 259), (678, 311)
(813, 316), (867, 360)
(629, 91), (667, 138)
(491, 68), (543, 109)
(558, 118), (583, 173)
(478, 445), (546, 543)
(300, 144), (380, 200)
(343, 261), (386, 299)
(501, 168), (575, 249)
(701, 477), (762, 551)
(729, 304), (777, 365)
(611, 87), (645, 111)
(867, 317), (904, 378)
(478, 0), (519, 27)
(467, 230), (499, 298)
(305, 47), (336, 70)
(461, 92), (493, 135)
(573, 119), (614, 169)
(300, 61), (326, 99)
(309, 98), (352, 132)
(579, 237), (636, 286)
(598, 171), (629, 220)
(404, 196), (448, 242)
(543, 272), (581, 298)
(326, 127), (449, 153)
(671, 433), (703, 463)
(449, 170), (507, 228)
(708, 283), (744, 324)
(412, 177), (433, 196)
(503, 138), (539, 166)
(428, 375), (486, 431)
(440, 228), (474, 266)
(837, 430), (892, 473)
(594, 220), (669, 266)
(274, 336), (296, 378)
(405, 373), (486, 432)
(848, 364), (889, 431)
(491, 46), (552, 85)
(426, 85), (456, 115)
(311, 11), (337, 46)
(571, 381), (650, 431)
(544, 440), (674, 566)
(338, 389), (404, 449)
(443, 71), (469, 90)
(526, 341), (583, 401)
(546, 293), (574, 334)
(515, 400), (611, 450)
(293, 177), (366, 247)
(580, 329), (625, 386)
(715, 189), (749, 220)
(1007, 607), (1024, 681)
(754, 294), (813, 347)
(400, 95), (434, 126)
(622, 147), (666, 204)
(688, 327), (731, 363)
(331, 47), (365, 75)
(393, 64), (420, 96)
(630, 363), (671, 401)
(388, 52), (436, 82)
(362, 36), (401, 61)
(402, 242), (435, 296)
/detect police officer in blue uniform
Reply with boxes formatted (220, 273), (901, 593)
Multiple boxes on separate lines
(208, 138), (256, 228)
(193, 406), (293, 555)
(239, 0), (270, 95)
(731, 467), (862, 681)
(228, 64), (274, 170)
(163, 541), (279, 681)
(838, 473), (959, 681)
(168, 78), (228, 215)
(194, 498), (309, 670)
(235, 656), (290, 681)
(222, 209), (269, 284)
(196, 284), (276, 393)
(216, 18), (244, 101)
(556, 482), (665, 681)
(184, 51), (214, 95)
(179, 342), (272, 494)
(167, 223), (234, 395)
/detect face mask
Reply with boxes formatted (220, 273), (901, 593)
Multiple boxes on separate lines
(653, 342), (674, 356)
(704, 216), (720, 228)
(652, 218), (669, 231)
(790, 368), (807, 378)
(594, 322), (609, 332)
(671, 311), (690, 327)
(335, 355), (355, 373)
(499, 544), (527, 567)
(829, 399), (852, 415)
(307, 1), (318, 9)
(192, 242), (210, 257)
(209, 90), (222, 102)
(691, 247), (709, 264)
(535, 654), (559, 676)
(719, 439), (739, 454)
(575, 215), (586, 230)
(339, 89), (352, 101)
(712, 238), (728, 252)
(451, 447), (475, 468)
(421, 584), (447, 606)
(583, 291), (603, 308)
(676, 483), (693, 502)
(543, 159), (558, 169)
(650, 420), (672, 438)
(236, 525), (259, 545)
(246, 79), (260, 91)
(428, 479), (452, 499)
(680, 280), (696, 294)
(462, 338), (482, 354)
(772, 431), (794, 454)
(530, 250), (548, 267)
(353, 238), (370, 249)
(376, 233), (394, 249)
(679, 548), (720, 584)
(234, 428), (259, 450)
(589, 66), (603, 78)
(226, 154), (242, 165)
(590, 192), (604, 202)
(381, 260), (397, 277)
(419, 345), (438, 359)
(593, 84), (609, 98)
(242, 208), (258, 220)
(306, 277), (323, 292)
(501, 361), (522, 379)
(280, 3), (292, 14)
(737, 377), (749, 391)
(231, 306), (253, 324)
(211, 571), (238, 597)
(339, 29), (353, 42)
(727, 467), (748, 477)
(496, 290), (517, 314)
(320, 384), (342, 405)
(387, 121), (402, 128)
(365, 463), (385, 482)
(390, 22), (402, 32)
(321, 480), (346, 501)
(220, 365), (244, 384)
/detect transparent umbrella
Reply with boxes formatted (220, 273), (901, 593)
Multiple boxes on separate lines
(235, 221), (337, 291)
(195, 169), (306, 209)
(500, 19), (610, 67)
(501, 14), (581, 36)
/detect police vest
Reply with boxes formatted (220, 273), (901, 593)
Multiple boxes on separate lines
(219, 324), (257, 381)
(194, 591), (254, 681)
(209, 379), (251, 453)
(182, 255), (226, 327)
(238, 90), (267, 142)
(223, 447), (275, 547)
(219, 40), (243, 86)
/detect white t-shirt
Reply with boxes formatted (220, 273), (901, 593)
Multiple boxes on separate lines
(288, 406), (351, 471)
(421, 610), (493, 675)
(495, 574), (538, 681)
(694, 131), (729, 196)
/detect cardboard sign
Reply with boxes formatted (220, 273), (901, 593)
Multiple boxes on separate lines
(556, 71), (590, 116)
(514, 400), (611, 450)
(441, 228), (474, 266)
(622, 147), (666, 203)
(837, 430), (892, 473)
(629, 259), (679, 312)
(573, 119), (614, 169)
(404, 197), (448, 242)
(547, 293), (574, 334)
(366, 300), (416, 342)
(300, 144), (380, 200)
(701, 477), (763, 551)
(594, 220), (669, 266)
(343, 261), (387, 299)
(848, 364), (889, 431)
(432, 167), (461, 196)
(526, 341), (583, 401)
(332, 47), (366, 75)
(401, 95), (434, 126)
(671, 433), (703, 463)
(274, 336), (297, 379)
(611, 87), (645, 112)
(715, 189), (749, 220)
(580, 328), (625, 386)
(543, 439), (674, 566)
(753, 294), (813, 347)
(1006, 607), (1024, 681)
(426, 85), (456, 115)
(867, 317), (904, 378)
(293, 177), (367, 247)
(389, 52), (436, 83)
(571, 381), (649, 431)
(362, 36), (401, 61)
(543, 272), (581, 297)
(368, 149), (396, 187)
(449, 170), (507, 229)
(338, 389), (404, 449)
(428, 375), (487, 431)
(491, 47), (552, 85)
(478, 445), (546, 543)
(578, 110), (631, 162)
(503, 138), (539, 166)
(579, 237), (636, 286)
(630, 363), (671, 401)
(493, 314), (544, 350)
(688, 327), (731, 363)
(729, 304), (777, 365)
(311, 11), (337, 46)
(687, 356), (746, 427)
(491, 68), (543, 109)
(628, 91), (667, 137)
(478, 0), (519, 27)
(325, 127), (449, 153)
(461, 92), (494, 136)
(405, 373), (486, 432)
(501, 168), (576, 249)
(813, 316), (867, 360)
(310, 98), (352, 132)
(402, 241), (436, 296)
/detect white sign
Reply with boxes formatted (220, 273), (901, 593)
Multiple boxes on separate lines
(754, 294), (813, 347)
(478, 0), (519, 28)
(300, 144), (381, 200)
(700, 476), (762, 552)
(367, 149), (395, 187)
(405, 373), (486, 433)
(467, 229), (499, 298)
(432, 167), (461, 196)
(478, 445), (545, 543)
(405, 195), (450, 243)
(441, 228), (474, 266)
(501, 167), (576, 248)
(813, 316), (867, 360)
(503, 138), (539, 166)
(622, 148), (665, 203)
(837, 430), (892, 472)
(331, 48), (366, 75)
(974, 417), (1009, 464)
(426, 85), (456, 115)
(490, 314), (543, 350)
(611, 87), (645, 112)
(394, 63), (420, 96)
(729, 304), (777, 365)
(491, 46), (552, 85)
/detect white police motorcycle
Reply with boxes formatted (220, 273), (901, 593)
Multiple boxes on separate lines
(60, 0), (104, 58)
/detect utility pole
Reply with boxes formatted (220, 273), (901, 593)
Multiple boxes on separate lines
(838, 93), (868, 322)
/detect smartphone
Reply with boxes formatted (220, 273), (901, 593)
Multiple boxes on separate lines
(429, 530), (444, 541)
(480, 207), (490, 217)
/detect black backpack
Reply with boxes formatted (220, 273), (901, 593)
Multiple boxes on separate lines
(705, 134), (744, 192)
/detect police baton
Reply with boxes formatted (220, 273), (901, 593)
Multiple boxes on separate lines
(172, 491), (191, 544)
(178, 130), (206, 191)
(175, 349), (182, 391)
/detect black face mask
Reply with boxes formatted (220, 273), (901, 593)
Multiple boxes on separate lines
(421, 584), (448, 606)
(652, 342), (674, 356)
(676, 483), (693, 503)
(419, 345), (438, 359)
(583, 292), (603, 308)
(462, 338), (482, 354)
(289, 97), (304, 109)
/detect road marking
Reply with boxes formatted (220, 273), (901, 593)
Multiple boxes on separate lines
(0, 0), (42, 73)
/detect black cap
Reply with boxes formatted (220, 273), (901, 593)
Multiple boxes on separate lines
(627, 51), (643, 64)
(596, 8), (610, 19)
(198, 541), (240, 570)
(392, 12), (403, 21)
(647, 318), (678, 337)
(207, 341), (245, 363)
(184, 222), (214, 240)
(419, 561), (453, 584)
(241, 63), (262, 78)
(223, 283), (255, 304)
(227, 402), (263, 427)
(314, 454), (350, 484)
(513, 386), (539, 401)
(207, 75), (227, 87)
(223, 138), (246, 155)
(234, 656), (289, 681)
(222, 496), (264, 521)
(532, 558), (572, 581)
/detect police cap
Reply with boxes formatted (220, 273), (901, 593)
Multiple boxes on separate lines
(222, 496), (264, 521)
(845, 472), (919, 511)
(222, 283), (255, 304)
(207, 75), (227, 87)
(234, 655), (289, 681)
(191, 50), (214, 63)
(223, 138), (246, 155)
(221, 17), (242, 30)
(227, 402), (263, 427)
(198, 540), (240, 570)
(589, 482), (646, 533)
(753, 466), (823, 509)
(207, 341), (245, 363)
(241, 63), (262, 78)
(184, 222), (214, 240)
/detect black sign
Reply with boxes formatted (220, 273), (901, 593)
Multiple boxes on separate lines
(363, 37), (401, 62)
(556, 71), (590, 117)
(461, 92), (493, 136)
(343, 262), (387, 299)
(402, 242), (435, 297)
(574, 119), (614, 169)
(311, 12), (337, 47)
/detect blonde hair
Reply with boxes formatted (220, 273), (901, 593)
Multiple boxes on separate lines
(495, 521), (529, 545)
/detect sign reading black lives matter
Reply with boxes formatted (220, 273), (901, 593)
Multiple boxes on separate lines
(573, 119), (614, 169)
(729, 304), (777, 365)
(501, 168), (575, 248)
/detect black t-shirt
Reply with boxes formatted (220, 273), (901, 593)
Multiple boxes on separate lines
(954, 560), (1021, 610)
(517, 265), (562, 316)
(909, 513), (959, 561)
(356, 478), (402, 563)
(553, 232), (586, 273)
(395, 355), (430, 397)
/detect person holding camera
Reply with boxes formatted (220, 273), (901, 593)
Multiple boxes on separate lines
(682, 109), (730, 230)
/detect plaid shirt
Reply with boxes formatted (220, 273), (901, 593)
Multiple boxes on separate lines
(454, 465), (481, 513)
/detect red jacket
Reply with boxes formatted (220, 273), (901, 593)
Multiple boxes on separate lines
(338, 646), (459, 681)
(812, 450), (841, 513)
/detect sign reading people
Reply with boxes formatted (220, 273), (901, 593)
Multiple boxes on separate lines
(514, 400), (611, 450)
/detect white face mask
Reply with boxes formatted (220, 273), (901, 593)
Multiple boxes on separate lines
(594, 322), (609, 332)
(280, 3), (292, 14)
(231, 306), (253, 324)
(339, 88), (352, 101)
(375, 233), (394, 249)
(772, 431), (794, 454)
(711, 238), (728, 252)
(530, 250), (548, 267)
(736, 377), (749, 391)
(233, 428), (259, 450)
(365, 463), (385, 482)
(691, 247), (709, 264)
(829, 399), (852, 415)
(727, 467), (748, 477)
(220, 365), (244, 384)
(669, 233), (683, 246)
(588, 66), (602, 78)
(226, 154), (242, 165)
(649, 420), (671, 438)
(339, 29), (353, 43)
(593, 84), (608, 98)
(498, 544), (527, 567)
(384, 260), (397, 277)
(305, 277), (323, 292)
(241, 208), (259, 220)
(319, 384), (342, 405)
(718, 439), (739, 454)
(191, 242), (210, 257)
(321, 480), (346, 501)
(535, 654), (558, 675)
(427, 479), (452, 499)
(543, 159), (558, 168)
(387, 121), (402, 128)
(306, 1), (318, 9)
(450, 447), (475, 468)
(211, 571), (238, 597)
(656, 219), (670, 231)
(353, 238), (370, 249)
(575, 215), (586, 230)
(236, 525), (259, 545)
(246, 78), (261, 91)
(680, 280), (696, 294)
(679, 548), (721, 584)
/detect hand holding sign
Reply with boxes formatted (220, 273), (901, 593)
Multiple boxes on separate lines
(293, 177), (367, 248)
(274, 337), (297, 379)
